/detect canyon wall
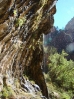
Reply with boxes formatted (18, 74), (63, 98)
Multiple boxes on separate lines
(0, 0), (56, 98)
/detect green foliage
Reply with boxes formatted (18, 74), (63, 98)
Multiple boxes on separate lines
(15, 17), (26, 27)
(0, 92), (2, 98)
(48, 50), (74, 90)
(62, 92), (70, 99)
(2, 86), (15, 98)
(44, 46), (57, 54)
(13, 9), (17, 16)
(2, 87), (8, 98)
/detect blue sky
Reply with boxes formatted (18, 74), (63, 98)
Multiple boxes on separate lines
(54, 0), (74, 29)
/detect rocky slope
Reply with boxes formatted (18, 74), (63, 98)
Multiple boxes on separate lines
(44, 17), (74, 62)
(65, 17), (74, 30)
(0, 0), (57, 99)
(44, 19), (74, 53)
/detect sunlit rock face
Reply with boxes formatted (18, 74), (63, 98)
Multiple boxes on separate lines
(44, 17), (74, 62)
(0, 0), (56, 98)
(66, 42), (74, 60)
(44, 26), (74, 53)
(65, 17), (74, 30)
(66, 42), (74, 53)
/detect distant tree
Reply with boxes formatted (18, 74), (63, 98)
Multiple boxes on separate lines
(48, 50), (74, 90)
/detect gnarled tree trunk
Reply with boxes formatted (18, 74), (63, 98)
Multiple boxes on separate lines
(0, 0), (56, 98)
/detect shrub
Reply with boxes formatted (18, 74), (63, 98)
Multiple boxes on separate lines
(48, 50), (74, 90)
(62, 92), (70, 99)
(2, 86), (15, 98)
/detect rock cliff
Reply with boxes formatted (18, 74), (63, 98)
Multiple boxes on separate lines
(65, 17), (74, 30)
(0, 0), (56, 98)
